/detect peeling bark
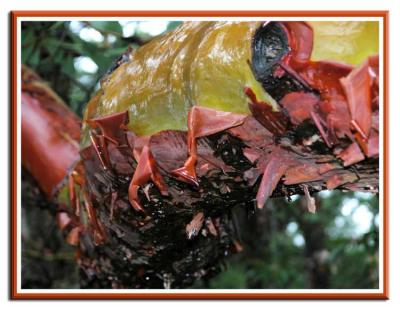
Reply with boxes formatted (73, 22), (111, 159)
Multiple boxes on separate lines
(20, 21), (380, 289)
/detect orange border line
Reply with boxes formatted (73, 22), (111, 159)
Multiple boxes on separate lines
(11, 10), (17, 302)
(10, 10), (389, 17)
(10, 10), (389, 300)
(383, 10), (389, 301)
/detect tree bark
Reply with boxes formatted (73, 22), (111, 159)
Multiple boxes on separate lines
(21, 66), (379, 289)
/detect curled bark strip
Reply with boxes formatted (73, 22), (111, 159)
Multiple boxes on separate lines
(128, 145), (168, 211)
(78, 104), (379, 287)
(256, 148), (292, 209)
(301, 185), (316, 214)
(355, 131), (379, 158)
(21, 21), (381, 288)
(281, 21), (314, 69)
(310, 111), (332, 147)
(341, 60), (372, 139)
(246, 87), (288, 135)
(88, 111), (129, 145)
(171, 106), (246, 186)
(338, 142), (365, 166)
(280, 91), (319, 125)
(326, 172), (358, 190)
(186, 212), (205, 240)
(66, 226), (80, 246)
(83, 191), (107, 245)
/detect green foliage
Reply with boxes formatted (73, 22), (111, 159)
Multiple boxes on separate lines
(199, 191), (379, 289)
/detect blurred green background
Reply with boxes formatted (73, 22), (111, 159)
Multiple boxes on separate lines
(21, 21), (379, 289)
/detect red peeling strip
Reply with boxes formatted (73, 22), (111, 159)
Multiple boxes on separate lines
(171, 106), (246, 186)
(280, 91), (319, 125)
(301, 185), (316, 214)
(189, 106), (246, 139)
(128, 185), (144, 212)
(355, 132), (379, 158)
(98, 134), (112, 168)
(300, 61), (353, 95)
(256, 149), (292, 209)
(351, 120), (368, 140)
(88, 111), (129, 145)
(89, 133), (108, 170)
(368, 54), (379, 83)
(171, 155), (200, 187)
(369, 54), (379, 111)
(245, 87), (288, 135)
(338, 142), (365, 166)
(133, 135), (151, 162)
(66, 226), (80, 246)
(341, 60), (372, 139)
(128, 145), (169, 211)
(278, 61), (312, 90)
(281, 21), (314, 69)
(295, 60), (353, 141)
(310, 111), (332, 147)
(326, 172), (358, 190)
(366, 133), (379, 158)
(243, 148), (260, 163)
(318, 163), (338, 174)
(284, 163), (322, 185)
(83, 192), (107, 244)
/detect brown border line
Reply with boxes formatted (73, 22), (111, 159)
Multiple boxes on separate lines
(10, 10), (389, 300)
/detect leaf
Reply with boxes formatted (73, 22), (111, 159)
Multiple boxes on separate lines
(30, 47), (41, 66)
(61, 55), (75, 76)
(81, 41), (111, 74)
(21, 44), (33, 64)
(90, 21), (123, 35)
(166, 21), (182, 32)
(104, 47), (131, 58)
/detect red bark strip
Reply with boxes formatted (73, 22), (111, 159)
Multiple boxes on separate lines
(66, 226), (80, 246)
(171, 106), (246, 186)
(256, 148), (292, 209)
(301, 185), (316, 214)
(88, 111), (129, 145)
(282, 21), (314, 69)
(280, 91), (319, 125)
(245, 87), (288, 135)
(128, 145), (169, 211)
(341, 60), (372, 139)
(338, 142), (365, 166)
(21, 67), (81, 197)
(326, 172), (358, 190)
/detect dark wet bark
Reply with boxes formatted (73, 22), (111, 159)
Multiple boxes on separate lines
(77, 114), (378, 288)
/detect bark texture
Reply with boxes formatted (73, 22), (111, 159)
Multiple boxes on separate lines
(77, 112), (378, 288)
(20, 20), (380, 288)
